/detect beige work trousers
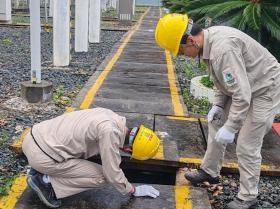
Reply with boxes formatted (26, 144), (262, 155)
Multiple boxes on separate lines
(201, 79), (280, 201)
(22, 134), (106, 199)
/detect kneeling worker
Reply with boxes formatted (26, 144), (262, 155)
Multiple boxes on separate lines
(23, 108), (160, 208)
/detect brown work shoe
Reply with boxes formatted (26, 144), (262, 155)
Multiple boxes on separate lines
(184, 169), (220, 185)
(226, 197), (258, 209)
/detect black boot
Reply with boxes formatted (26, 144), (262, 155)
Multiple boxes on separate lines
(27, 174), (61, 208)
(226, 197), (258, 209)
(184, 169), (220, 185)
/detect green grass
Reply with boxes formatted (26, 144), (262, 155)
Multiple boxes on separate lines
(135, 6), (149, 13)
(0, 175), (17, 197)
(183, 89), (211, 116)
(53, 86), (73, 107)
(200, 75), (214, 89)
(0, 133), (9, 146)
(180, 59), (208, 80)
(102, 8), (118, 18)
(12, 32), (22, 38)
(2, 38), (13, 45)
(12, 15), (30, 23)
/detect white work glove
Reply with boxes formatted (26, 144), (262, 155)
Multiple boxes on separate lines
(207, 105), (224, 123)
(215, 126), (235, 144)
(133, 185), (160, 198)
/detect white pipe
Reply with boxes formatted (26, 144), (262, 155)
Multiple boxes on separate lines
(49, 0), (53, 17)
(53, 0), (70, 66)
(101, 0), (106, 11)
(89, 0), (100, 43)
(0, 0), (11, 21)
(30, 0), (41, 83)
(75, 0), (89, 52)
(44, 0), (48, 24)
(132, 0), (135, 16)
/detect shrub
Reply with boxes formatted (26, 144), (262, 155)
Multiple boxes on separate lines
(183, 89), (210, 115)
(200, 75), (214, 89)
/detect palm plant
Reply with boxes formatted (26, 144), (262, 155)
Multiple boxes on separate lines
(162, 0), (189, 13)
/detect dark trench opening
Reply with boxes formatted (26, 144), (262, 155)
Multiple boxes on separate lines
(120, 160), (177, 185)
(90, 156), (178, 185)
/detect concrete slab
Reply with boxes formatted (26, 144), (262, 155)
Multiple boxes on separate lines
(155, 116), (206, 162)
(109, 61), (168, 74)
(115, 112), (154, 129)
(128, 37), (157, 44)
(92, 97), (174, 115)
(14, 184), (211, 209)
(101, 70), (172, 81)
(95, 88), (174, 102)
(102, 74), (172, 87)
(118, 50), (166, 64)
(124, 42), (162, 51)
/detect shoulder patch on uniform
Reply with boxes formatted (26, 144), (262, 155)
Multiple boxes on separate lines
(223, 72), (236, 87)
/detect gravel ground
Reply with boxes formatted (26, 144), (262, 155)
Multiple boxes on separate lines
(174, 57), (280, 208)
(0, 26), (125, 195)
(205, 174), (280, 209)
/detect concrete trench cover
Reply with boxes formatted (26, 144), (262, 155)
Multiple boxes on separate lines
(14, 184), (211, 209)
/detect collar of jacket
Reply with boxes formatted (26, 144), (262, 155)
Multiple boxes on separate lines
(118, 116), (127, 148)
(202, 29), (210, 60)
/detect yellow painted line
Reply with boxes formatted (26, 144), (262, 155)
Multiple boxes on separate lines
(165, 50), (185, 116)
(167, 116), (207, 122)
(179, 157), (280, 172)
(152, 139), (164, 160)
(80, 8), (150, 109)
(199, 118), (207, 122)
(0, 175), (27, 209)
(65, 107), (75, 113)
(175, 186), (192, 209)
(179, 157), (203, 165)
(167, 116), (199, 122)
(10, 128), (31, 153)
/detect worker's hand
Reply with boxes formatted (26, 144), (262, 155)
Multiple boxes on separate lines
(215, 126), (235, 144)
(133, 185), (160, 198)
(207, 105), (224, 125)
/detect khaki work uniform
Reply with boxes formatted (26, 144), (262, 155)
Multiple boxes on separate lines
(201, 26), (280, 201)
(22, 108), (133, 199)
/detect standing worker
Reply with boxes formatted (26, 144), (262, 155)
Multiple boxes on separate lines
(23, 108), (160, 208)
(155, 13), (280, 209)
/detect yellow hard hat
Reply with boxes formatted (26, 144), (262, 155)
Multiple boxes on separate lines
(129, 125), (160, 160)
(155, 13), (190, 56)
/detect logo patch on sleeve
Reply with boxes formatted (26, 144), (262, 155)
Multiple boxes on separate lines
(223, 72), (236, 86)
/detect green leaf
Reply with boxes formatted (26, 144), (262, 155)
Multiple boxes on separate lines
(262, 9), (280, 41)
